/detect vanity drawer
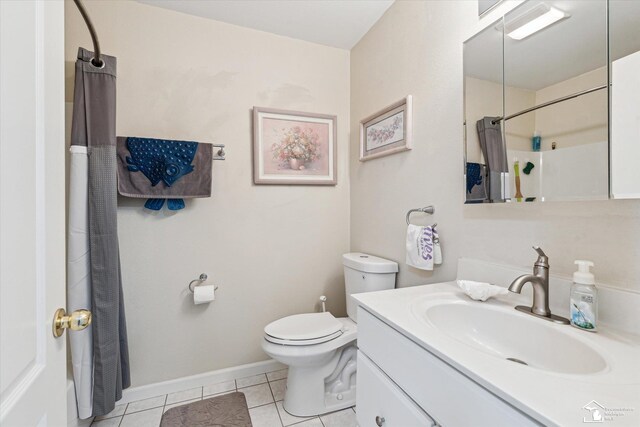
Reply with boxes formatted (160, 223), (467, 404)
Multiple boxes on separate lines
(358, 307), (541, 427)
(357, 351), (436, 427)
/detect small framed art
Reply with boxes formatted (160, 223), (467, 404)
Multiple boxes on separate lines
(360, 95), (412, 161)
(253, 107), (337, 185)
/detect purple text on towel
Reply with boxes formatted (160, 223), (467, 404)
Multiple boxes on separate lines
(418, 227), (433, 261)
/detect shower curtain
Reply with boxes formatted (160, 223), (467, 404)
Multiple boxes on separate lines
(476, 117), (509, 201)
(69, 47), (130, 418)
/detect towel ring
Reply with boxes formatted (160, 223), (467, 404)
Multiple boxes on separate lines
(406, 206), (435, 225)
(188, 273), (219, 293)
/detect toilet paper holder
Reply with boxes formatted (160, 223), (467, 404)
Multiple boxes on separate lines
(188, 273), (219, 293)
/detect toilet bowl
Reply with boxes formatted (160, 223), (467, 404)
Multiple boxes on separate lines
(261, 253), (398, 417)
(262, 315), (357, 416)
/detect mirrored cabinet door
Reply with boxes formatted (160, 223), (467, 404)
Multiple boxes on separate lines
(503, 0), (608, 202)
(464, 0), (616, 204)
(464, 20), (505, 203)
(610, 0), (640, 199)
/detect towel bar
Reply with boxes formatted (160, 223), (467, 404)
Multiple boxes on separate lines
(406, 206), (435, 225)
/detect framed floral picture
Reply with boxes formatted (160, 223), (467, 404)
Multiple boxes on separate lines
(360, 95), (412, 161)
(253, 107), (337, 185)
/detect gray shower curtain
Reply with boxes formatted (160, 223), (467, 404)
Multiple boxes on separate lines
(70, 47), (130, 417)
(477, 117), (509, 201)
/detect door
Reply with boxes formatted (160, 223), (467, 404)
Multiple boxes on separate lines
(0, 1), (67, 426)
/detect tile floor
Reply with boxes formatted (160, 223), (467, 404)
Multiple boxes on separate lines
(91, 368), (357, 427)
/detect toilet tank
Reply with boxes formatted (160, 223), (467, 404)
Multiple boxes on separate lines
(343, 253), (398, 322)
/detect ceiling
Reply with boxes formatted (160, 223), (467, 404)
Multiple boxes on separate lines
(465, 0), (640, 91)
(135, 0), (394, 50)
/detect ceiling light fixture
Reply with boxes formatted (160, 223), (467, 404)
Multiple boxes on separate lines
(503, 4), (568, 41)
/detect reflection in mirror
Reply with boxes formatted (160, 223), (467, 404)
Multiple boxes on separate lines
(503, 0), (608, 202)
(478, 0), (502, 16)
(464, 0), (612, 204)
(610, 1), (640, 199)
(463, 20), (505, 203)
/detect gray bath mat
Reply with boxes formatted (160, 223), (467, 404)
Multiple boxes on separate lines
(160, 392), (252, 427)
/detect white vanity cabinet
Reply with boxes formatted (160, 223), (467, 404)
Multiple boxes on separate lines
(357, 351), (436, 427)
(356, 307), (541, 427)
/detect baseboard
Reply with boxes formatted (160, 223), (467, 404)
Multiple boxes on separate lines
(119, 359), (286, 405)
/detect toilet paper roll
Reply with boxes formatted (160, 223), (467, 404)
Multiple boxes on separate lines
(193, 284), (215, 304)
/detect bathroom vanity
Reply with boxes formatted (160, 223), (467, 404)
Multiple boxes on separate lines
(353, 281), (640, 426)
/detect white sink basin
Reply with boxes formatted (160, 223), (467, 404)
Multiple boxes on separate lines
(413, 299), (608, 375)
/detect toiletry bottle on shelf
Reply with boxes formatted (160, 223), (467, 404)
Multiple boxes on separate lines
(532, 131), (541, 152)
(570, 260), (597, 332)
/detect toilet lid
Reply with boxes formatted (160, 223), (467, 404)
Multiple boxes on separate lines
(265, 312), (343, 343)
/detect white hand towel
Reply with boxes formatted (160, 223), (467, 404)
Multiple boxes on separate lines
(457, 280), (508, 301)
(433, 228), (443, 265)
(406, 224), (435, 270)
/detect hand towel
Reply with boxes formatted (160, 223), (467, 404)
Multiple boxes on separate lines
(406, 224), (436, 270)
(433, 228), (442, 265)
(466, 162), (488, 203)
(457, 280), (508, 301)
(116, 136), (213, 211)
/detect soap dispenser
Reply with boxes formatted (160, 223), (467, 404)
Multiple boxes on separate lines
(570, 260), (597, 331)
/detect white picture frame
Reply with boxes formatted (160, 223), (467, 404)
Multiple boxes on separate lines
(253, 107), (337, 185)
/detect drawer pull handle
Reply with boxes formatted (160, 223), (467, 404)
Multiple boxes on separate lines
(375, 416), (386, 426)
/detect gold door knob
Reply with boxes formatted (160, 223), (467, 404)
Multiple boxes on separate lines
(52, 308), (92, 338)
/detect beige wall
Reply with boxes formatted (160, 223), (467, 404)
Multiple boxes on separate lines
(534, 67), (608, 151)
(466, 68), (607, 158)
(464, 77), (503, 164)
(465, 76), (535, 160)
(65, 0), (350, 387)
(504, 84), (536, 152)
(351, 1), (640, 293)
(350, 1), (465, 286)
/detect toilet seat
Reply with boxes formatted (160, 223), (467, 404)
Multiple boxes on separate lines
(264, 312), (344, 346)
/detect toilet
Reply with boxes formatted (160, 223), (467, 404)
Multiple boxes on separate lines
(261, 253), (398, 417)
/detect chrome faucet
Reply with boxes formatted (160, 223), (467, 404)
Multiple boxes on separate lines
(508, 247), (569, 324)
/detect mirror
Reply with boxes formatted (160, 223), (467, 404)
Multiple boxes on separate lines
(503, 0), (608, 202)
(478, 0), (501, 16)
(464, 19), (505, 203)
(464, 0), (611, 203)
(610, 0), (640, 199)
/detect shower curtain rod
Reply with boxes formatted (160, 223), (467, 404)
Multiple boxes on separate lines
(491, 84), (608, 125)
(73, 0), (103, 67)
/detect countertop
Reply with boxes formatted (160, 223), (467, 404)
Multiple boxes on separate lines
(353, 282), (640, 426)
